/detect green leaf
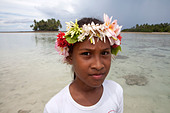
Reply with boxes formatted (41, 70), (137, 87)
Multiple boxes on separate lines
(65, 34), (78, 44)
(111, 46), (122, 55)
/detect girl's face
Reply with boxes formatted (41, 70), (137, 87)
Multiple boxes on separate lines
(71, 37), (111, 88)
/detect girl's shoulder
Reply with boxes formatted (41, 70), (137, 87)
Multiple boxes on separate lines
(44, 85), (70, 113)
(103, 80), (123, 93)
(50, 84), (69, 100)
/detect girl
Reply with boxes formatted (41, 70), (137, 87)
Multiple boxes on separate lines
(44, 13), (123, 113)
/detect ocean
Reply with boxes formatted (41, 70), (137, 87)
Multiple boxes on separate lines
(0, 32), (170, 113)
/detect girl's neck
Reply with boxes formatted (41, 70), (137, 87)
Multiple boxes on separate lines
(71, 78), (102, 93)
(69, 80), (103, 106)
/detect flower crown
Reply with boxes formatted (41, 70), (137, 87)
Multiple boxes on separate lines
(55, 13), (123, 61)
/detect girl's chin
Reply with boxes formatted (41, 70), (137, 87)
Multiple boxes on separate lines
(87, 80), (104, 88)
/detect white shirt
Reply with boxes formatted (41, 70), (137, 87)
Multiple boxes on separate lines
(44, 80), (123, 113)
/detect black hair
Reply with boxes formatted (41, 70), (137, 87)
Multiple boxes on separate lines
(77, 17), (103, 27)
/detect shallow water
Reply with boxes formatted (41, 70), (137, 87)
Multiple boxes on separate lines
(0, 32), (170, 113)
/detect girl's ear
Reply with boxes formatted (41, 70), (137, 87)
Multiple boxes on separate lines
(67, 56), (73, 65)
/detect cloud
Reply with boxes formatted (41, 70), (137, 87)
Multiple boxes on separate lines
(35, 0), (78, 17)
(4, 19), (32, 24)
(0, 0), (169, 31)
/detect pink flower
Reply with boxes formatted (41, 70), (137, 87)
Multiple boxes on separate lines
(104, 13), (112, 27)
(107, 20), (117, 37)
(103, 13), (122, 37)
(55, 42), (69, 57)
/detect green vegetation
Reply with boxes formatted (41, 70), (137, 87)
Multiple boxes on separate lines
(122, 23), (170, 32)
(30, 18), (62, 31)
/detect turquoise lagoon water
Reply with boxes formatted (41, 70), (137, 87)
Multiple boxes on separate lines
(0, 32), (170, 113)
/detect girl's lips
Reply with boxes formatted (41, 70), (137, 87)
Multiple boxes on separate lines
(91, 74), (104, 79)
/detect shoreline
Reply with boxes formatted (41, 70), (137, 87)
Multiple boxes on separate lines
(0, 31), (62, 33)
(0, 31), (170, 35)
(122, 31), (170, 35)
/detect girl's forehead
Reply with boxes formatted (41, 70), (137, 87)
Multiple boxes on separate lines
(75, 37), (111, 50)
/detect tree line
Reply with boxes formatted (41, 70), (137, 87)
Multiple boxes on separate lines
(30, 18), (62, 31)
(122, 23), (170, 32)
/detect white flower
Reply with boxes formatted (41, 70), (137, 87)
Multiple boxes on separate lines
(78, 32), (88, 42)
(114, 39), (121, 45)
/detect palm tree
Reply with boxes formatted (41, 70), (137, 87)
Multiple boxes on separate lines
(57, 20), (62, 29)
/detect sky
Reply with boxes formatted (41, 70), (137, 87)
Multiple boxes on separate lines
(0, 0), (169, 31)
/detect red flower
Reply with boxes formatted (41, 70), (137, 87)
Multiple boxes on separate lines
(56, 32), (70, 48)
(112, 34), (122, 48)
(117, 34), (122, 41)
(57, 31), (65, 38)
(112, 44), (119, 48)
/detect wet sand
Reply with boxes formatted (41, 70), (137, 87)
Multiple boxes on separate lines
(0, 60), (169, 113)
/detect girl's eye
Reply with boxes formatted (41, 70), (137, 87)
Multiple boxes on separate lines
(81, 52), (90, 56)
(101, 51), (110, 55)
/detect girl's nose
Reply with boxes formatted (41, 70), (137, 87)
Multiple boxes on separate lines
(91, 56), (104, 71)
